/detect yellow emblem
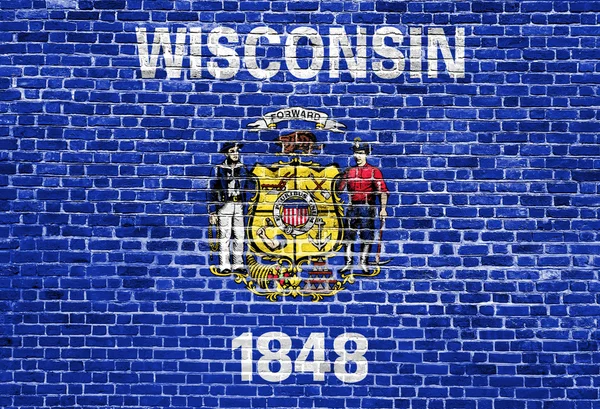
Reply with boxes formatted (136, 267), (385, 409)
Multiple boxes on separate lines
(250, 158), (342, 259)
(209, 156), (383, 301)
(244, 158), (345, 301)
(208, 128), (388, 301)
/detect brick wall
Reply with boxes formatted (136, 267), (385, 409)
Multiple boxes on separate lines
(1, 1), (600, 408)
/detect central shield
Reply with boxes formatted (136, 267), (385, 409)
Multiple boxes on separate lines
(248, 158), (344, 265)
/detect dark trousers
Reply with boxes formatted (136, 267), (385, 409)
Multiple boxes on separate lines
(345, 205), (376, 252)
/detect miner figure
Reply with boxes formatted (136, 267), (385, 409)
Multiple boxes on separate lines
(338, 139), (389, 273)
(208, 142), (250, 274)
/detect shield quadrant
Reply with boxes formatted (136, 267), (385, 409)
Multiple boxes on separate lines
(248, 158), (344, 265)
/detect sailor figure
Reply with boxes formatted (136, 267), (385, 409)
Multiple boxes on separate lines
(208, 143), (250, 274)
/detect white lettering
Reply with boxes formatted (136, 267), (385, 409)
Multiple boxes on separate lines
(333, 333), (368, 383)
(285, 27), (324, 80)
(207, 27), (240, 80)
(427, 27), (465, 79)
(136, 27), (159, 79)
(257, 332), (292, 382)
(295, 333), (331, 381)
(409, 27), (422, 78)
(231, 331), (370, 383)
(329, 27), (367, 79)
(231, 332), (253, 381)
(135, 25), (466, 81)
(245, 27), (281, 80)
(135, 27), (186, 79)
(190, 27), (202, 79)
(372, 26), (405, 80)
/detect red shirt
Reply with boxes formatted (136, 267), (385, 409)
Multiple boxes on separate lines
(339, 163), (388, 204)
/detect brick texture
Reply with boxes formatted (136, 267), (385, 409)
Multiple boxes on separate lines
(1, 1), (600, 408)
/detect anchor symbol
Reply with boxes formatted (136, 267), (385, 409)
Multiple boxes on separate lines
(308, 217), (331, 251)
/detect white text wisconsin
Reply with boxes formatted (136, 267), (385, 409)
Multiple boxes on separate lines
(136, 26), (465, 81)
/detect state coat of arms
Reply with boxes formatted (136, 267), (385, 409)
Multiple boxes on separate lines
(208, 108), (390, 301)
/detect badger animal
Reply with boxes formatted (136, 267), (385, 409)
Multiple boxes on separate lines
(275, 131), (322, 155)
